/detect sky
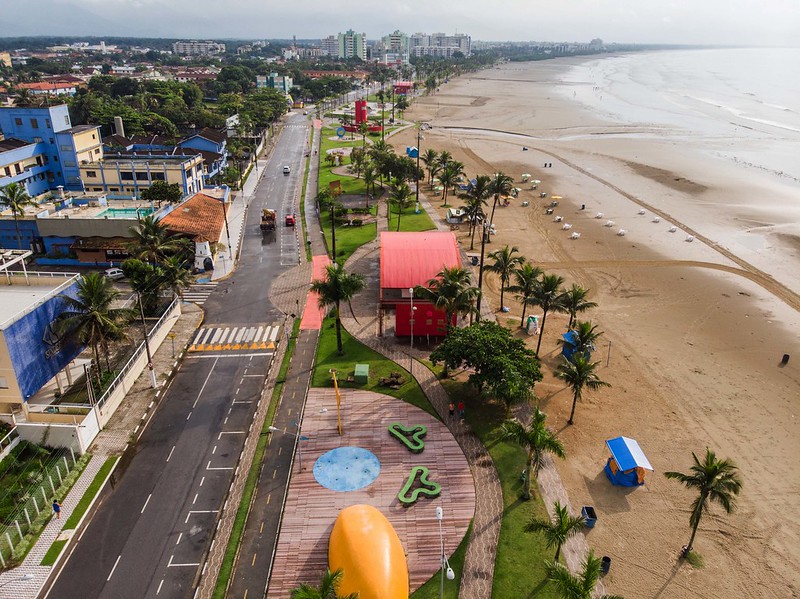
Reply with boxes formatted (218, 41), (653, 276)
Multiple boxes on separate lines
(0, 0), (798, 46)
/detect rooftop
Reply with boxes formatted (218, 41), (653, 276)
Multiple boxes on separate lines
(380, 231), (461, 289)
(159, 192), (224, 242)
(0, 137), (34, 152)
(65, 124), (100, 134)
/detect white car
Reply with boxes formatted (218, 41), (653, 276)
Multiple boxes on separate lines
(104, 267), (125, 280)
(282, 166), (291, 175)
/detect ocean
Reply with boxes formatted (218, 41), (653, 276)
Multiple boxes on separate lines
(560, 48), (800, 182)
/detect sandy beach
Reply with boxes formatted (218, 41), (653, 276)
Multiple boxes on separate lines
(392, 54), (800, 598)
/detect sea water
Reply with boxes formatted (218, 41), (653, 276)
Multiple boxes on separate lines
(561, 48), (800, 182)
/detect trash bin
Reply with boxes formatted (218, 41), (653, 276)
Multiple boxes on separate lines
(471, 256), (479, 266)
(581, 506), (597, 528)
(601, 556), (611, 574)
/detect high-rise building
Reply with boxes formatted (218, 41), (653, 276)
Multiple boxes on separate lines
(410, 32), (471, 58)
(320, 36), (339, 57)
(172, 40), (226, 56)
(379, 30), (410, 64)
(337, 30), (367, 60)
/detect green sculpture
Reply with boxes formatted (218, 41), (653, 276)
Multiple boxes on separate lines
(398, 466), (441, 506)
(388, 423), (427, 453)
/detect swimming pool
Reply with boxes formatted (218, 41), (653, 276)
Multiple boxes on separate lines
(97, 207), (154, 219)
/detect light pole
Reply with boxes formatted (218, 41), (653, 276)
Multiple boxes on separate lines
(415, 127), (423, 207)
(223, 195), (233, 260)
(409, 288), (417, 376)
(0, 573), (34, 589)
(475, 220), (489, 319)
(268, 424), (310, 471)
(137, 293), (158, 388)
(436, 507), (455, 599)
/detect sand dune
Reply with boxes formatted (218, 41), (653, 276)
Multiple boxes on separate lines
(393, 57), (800, 598)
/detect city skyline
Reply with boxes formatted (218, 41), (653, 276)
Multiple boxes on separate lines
(0, 0), (797, 47)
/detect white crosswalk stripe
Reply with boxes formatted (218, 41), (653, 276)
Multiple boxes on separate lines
(183, 282), (218, 305)
(189, 324), (282, 352)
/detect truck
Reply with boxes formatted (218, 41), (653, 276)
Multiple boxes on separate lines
(260, 208), (276, 232)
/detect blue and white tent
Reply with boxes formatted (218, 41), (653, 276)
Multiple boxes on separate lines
(604, 436), (654, 486)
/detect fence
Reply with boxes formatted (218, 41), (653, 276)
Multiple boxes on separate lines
(96, 297), (179, 412)
(0, 446), (79, 569)
(0, 429), (20, 462)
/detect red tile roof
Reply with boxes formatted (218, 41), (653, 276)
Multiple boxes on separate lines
(380, 232), (461, 289)
(159, 192), (225, 243)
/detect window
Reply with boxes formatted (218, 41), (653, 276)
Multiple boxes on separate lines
(3, 167), (10, 177)
(43, 156), (49, 164)
(14, 118), (22, 126)
(53, 155), (58, 162)
(49, 138), (54, 144)
(110, 187), (119, 192)
(45, 119), (51, 128)
(64, 115), (70, 126)
(60, 144), (72, 152)
(86, 170), (97, 178)
(151, 172), (165, 181)
(94, 148), (100, 154)
(0, 377), (9, 389)
(92, 133), (96, 139)
(136, 172), (149, 181)
(120, 172), (134, 181)
(64, 160), (76, 167)
(33, 137), (42, 143)
(30, 118), (39, 129)
(15, 164), (21, 175)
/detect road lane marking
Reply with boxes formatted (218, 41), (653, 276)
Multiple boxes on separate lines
(252, 553), (257, 566)
(107, 555), (121, 581)
(260, 521), (264, 532)
(176, 532), (183, 545)
(266, 494), (271, 505)
(167, 554), (200, 567)
(206, 461), (234, 471)
(141, 494), (152, 514)
(185, 510), (218, 523)
(218, 431), (246, 439)
(157, 579), (164, 595)
(166, 446), (176, 462)
(212, 445), (217, 454)
(186, 411), (192, 420)
(199, 477), (205, 487)
(193, 493), (198, 505)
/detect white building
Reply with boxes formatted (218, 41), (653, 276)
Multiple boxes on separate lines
(320, 36), (339, 57)
(410, 32), (471, 58)
(172, 41), (226, 56)
(379, 30), (410, 64)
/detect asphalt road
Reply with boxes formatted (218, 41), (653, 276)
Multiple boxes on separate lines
(46, 113), (309, 599)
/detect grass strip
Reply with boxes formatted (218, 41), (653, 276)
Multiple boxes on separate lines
(212, 318), (301, 599)
(36, 455), (115, 566)
(312, 317), (438, 419)
(300, 127), (313, 262)
(387, 204), (437, 232)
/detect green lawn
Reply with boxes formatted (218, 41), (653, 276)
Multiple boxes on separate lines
(387, 204), (436, 233)
(436, 377), (560, 599)
(313, 317), (438, 419)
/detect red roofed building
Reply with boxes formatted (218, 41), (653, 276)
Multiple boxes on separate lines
(379, 231), (461, 337)
(16, 81), (77, 96)
(160, 191), (227, 271)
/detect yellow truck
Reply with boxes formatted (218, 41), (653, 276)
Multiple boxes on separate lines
(260, 208), (276, 231)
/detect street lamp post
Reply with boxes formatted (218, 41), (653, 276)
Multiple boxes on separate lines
(137, 293), (158, 388)
(415, 127), (423, 207)
(475, 220), (489, 319)
(436, 507), (455, 599)
(0, 573), (34, 589)
(329, 201), (337, 263)
(409, 288), (417, 376)
(223, 196), (233, 260)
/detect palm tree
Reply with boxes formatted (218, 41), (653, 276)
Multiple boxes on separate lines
(310, 263), (366, 355)
(389, 180), (414, 232)
(486, 245), (525, 311)
(459, 174), (491, 250)
(546, 550), (625, 599)
(560, 284), (598, 329)
(502, 408), (565, 500)
(363, 161), (377, 207)
(291, 568), (358, 599)
(556, 356), (611, 425)
(357, 121), (370, 149)
(526, 501), (585, 561)
(487, 172), (514, 234)
(160, 255), (193, 298)
(421, 148), (439, 185)
(528, 273), (566, 356)
(128, 215), (187, 264)
(415, 266), (478, 335)
(439, 161), (464, 207)
(664, 448), (743, 557)
(509, 263), (543, 327)
(56, 273), (131, 383)
(562, 320), (603, 359)
(0, 182), (39, 250)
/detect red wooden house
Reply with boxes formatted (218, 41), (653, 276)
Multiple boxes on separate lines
(379, 231), (462, 337)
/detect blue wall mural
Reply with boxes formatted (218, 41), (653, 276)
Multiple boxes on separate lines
(5, 281), (84, 400)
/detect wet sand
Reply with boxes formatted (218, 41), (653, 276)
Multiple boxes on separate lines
(393, 58), (800, 598)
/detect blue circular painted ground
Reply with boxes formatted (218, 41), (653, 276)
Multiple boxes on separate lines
(313, 447), (381, 492)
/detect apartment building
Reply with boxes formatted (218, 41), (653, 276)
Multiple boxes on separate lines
(79, 154), (204, 198)
(172, 40), (226, 56)
(410, 32), (471, 58)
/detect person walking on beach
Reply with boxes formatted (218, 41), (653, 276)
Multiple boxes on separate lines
(52, 499), (62, 519)
(449, 401), (455, 418)
(458, 401), (465, 419)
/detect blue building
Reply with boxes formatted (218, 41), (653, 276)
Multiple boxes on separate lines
(0, 138), (52, 197)
(0, 105), (103, 193)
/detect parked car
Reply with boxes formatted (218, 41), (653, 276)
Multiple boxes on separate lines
(285, 214), (296, 227)
(282, 165), (291, 175)
(104, 267), (125, 280)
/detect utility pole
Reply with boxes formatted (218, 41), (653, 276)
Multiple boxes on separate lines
(329, 201), (337, 263)
(476, 222), (488, 320)
(415, 127), (421, 206)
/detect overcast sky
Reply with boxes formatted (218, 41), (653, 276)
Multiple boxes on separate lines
(0, 0), (798, 46)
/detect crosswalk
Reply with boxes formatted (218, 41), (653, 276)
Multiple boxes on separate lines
(183, 282), (218, 305)
(189, 324), (281, 352)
